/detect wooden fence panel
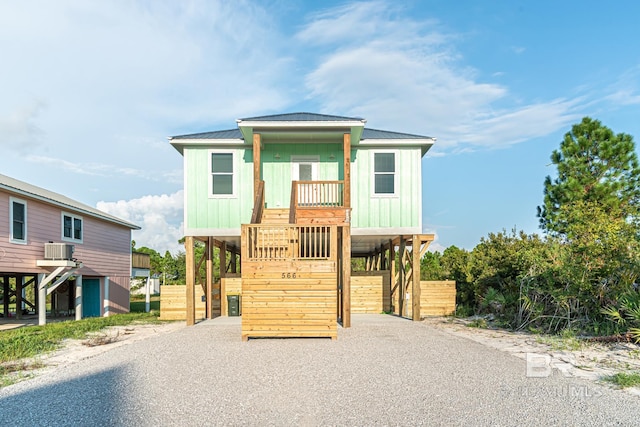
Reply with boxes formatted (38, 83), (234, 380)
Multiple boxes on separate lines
(351, 271), (391, 314)
(159, 285), (206, 321)
(396, 280), (456, 318)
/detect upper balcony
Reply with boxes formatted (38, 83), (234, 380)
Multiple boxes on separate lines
(289, 180), (350, 225)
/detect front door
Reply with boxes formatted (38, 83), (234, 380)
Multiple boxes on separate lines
(291, 156), (319, 205)
(82, 278), (101, 318)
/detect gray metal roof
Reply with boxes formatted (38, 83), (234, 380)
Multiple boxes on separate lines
(0, 174), (140, 230)
(362, 128), (433, 140)
(169, 114), (434, 144)
(238, 112), (365, 122)
(170, 128), (242, 140)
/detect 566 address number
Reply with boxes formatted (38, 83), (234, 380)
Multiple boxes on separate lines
(282, 273), (297, 279)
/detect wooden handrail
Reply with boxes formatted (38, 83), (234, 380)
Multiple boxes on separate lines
(289, 181), (298, 224)
(250, 180), (265, 224)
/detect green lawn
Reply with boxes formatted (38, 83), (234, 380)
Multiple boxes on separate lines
(130, 295), (160, 313)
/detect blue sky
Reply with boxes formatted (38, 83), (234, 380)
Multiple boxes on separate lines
(1, 1), (640, 254)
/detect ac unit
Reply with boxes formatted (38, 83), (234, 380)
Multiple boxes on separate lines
(44, 243), (75, 260)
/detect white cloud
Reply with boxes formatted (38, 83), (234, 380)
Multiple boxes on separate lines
(0, 100), (47, 151)
(604, 67), (640, 106)
(97, 191), (185, 255)
(25, 154), (182, 184)
(298, 1), (583, 153)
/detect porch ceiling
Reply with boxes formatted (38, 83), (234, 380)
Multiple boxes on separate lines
(258, 130), (347, 144)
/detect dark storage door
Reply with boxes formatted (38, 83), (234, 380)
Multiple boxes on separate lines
(82, 279), (101, 318)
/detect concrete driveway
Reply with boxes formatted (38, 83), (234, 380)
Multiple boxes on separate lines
(1, 314), (639, 426)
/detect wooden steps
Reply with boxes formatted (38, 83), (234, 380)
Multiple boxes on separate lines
(261, 208), (290, 224)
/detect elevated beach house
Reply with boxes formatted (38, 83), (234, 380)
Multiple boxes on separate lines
(170, 113), (436, 339)
(0, 174), (140, 325)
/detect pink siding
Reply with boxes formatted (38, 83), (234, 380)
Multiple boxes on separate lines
(107, 276), (131, 314)
(0, 190), (132, 278)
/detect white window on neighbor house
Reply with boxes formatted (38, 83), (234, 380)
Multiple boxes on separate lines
(373, 151), (397, 196)
(209, 151), (235, 197)
(9, 197), (27, 244)
(62, 212), (83, 243)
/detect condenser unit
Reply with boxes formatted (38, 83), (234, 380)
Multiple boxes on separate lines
(44, 243), (75, 260)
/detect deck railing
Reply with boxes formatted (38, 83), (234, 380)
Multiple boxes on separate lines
(289, 180), (344, 223)
(242, 224), (337, 261)
(293, 180), (344, 208)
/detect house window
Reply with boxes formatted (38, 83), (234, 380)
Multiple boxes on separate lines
(373, 152), (396, 195)
(62, 213), (83, 242)
(210, 152), (234, 196)
(10, 197), (27, 243)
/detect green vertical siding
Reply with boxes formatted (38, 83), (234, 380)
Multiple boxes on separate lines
(351, 147), (421, 229)
(262, 143), (341, 208)
(183, 143), (421, 232)
(184, 147), (253, 230)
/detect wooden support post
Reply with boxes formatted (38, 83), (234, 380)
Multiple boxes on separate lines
(219, 241), (227, 317)
(220, 241), (227, 280)
(412, 235), (422, 321)
(398, 236), (405, 317)
(2, 276), (8, 317)
(388, 239), (394, 312)
(185, 236), (196, 326)
(15, 275), (22, 319)
(206, 237), (213, 319)
(342, 225), (351, 328)
(32, 275), (39, 317)
(331, 225), (340, 322)
(381, 246), (387, 271)
(253, 133), (261, 202)
(343, 133), (351, 209)
(231, 251), (237, 274)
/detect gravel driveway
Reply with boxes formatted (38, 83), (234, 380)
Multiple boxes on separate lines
(1, 314), (639, 426)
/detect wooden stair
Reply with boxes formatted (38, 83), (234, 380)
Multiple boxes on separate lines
(261, 208), (290, 224)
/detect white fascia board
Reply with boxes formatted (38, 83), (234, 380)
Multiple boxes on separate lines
(351, 227), (422, 236)
(169, 139), (246, 155)
(183, 227), (241, 237)
(237, 120), (365, 129)
(358, 138), (436, 146)
(358, 138), (435, 155)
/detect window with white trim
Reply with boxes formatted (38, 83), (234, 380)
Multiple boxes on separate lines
(62, 213), (83, 242)
(210, 151), (235, 197)
(373, 152), (396, 195)
(10, 197), (27, 243)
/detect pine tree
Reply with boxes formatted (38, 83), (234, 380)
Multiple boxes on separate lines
(538, 117), (640, 236)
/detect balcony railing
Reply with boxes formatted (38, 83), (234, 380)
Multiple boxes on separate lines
(289, 180), (346, 224)
(291, 180), (344, 208)
(242, 224), (337, 261)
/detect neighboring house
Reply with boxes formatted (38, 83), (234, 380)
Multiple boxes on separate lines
(0, 174), (140, 325)
(170, 113), (436, 339)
